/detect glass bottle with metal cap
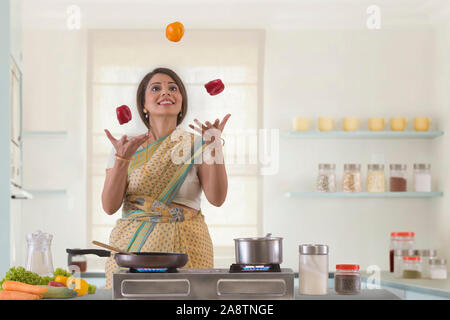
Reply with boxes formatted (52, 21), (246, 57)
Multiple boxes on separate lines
(413, 249), (437, 279)
(298, 244), (329, 295)
(316, 164), (336, 193)
(413, 164), (431, 192)
(429, 259), (447, 280)
(366, 164), (385, 192)
(342, 164), (362, 192)
(389, 164), (407, 192)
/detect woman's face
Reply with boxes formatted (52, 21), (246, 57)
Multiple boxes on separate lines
(144, 73), (183, 119)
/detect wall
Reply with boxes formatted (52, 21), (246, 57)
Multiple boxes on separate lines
(0, 0), (11, 275)
(263, 28), (440, 271)
(432, 21), (450, 266)
(19, 27), (88, 269)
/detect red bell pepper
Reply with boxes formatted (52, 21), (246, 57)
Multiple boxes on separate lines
(116, 105), (132, 125)
(204, 79), (225, 96)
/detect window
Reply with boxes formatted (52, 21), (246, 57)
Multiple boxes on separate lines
(87, 29), (264, 270)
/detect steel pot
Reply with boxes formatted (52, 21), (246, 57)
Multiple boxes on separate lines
(234, 233), (283, 265)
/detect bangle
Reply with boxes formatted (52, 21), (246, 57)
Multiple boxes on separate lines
(115, 154), (131, 162)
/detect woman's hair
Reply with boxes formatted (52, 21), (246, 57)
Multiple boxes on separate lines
(136, 67), (188, 129)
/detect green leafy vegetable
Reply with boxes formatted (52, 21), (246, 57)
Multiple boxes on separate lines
(0, 267), (45, 287)
(88, 284), (96, 294)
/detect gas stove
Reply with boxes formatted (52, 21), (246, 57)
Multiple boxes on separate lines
(112, 267), (294, 300)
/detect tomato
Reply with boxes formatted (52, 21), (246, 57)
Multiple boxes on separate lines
(165, 22), (185, 42)
(66, 278), (89, 297)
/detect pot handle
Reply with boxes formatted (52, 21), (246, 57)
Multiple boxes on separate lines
(66, 248), (111, 257)
(265, 233), (272, 238)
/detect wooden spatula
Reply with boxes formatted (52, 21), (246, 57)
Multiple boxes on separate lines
(92, 240), (136, 255)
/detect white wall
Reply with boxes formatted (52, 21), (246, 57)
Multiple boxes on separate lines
(20, 28), (87, 268)
(263, 28), (441, 271)
(432, 22), (450, 266)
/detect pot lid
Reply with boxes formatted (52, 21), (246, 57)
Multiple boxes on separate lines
(234, 233), (283, 241)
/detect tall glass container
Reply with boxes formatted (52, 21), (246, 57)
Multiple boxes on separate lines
(316, 164), (336, 193)
(366, 164), (385, 192)
(25, 230), (54, 276)
(389, 232), (415, 273)
(413, 164), (431, 192)
(342, 164), (362, 193)
(389, 164), (407, 192)
(299, 244), (329, 295)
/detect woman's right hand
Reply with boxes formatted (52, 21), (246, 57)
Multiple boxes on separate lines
(104, 129), (150, 160)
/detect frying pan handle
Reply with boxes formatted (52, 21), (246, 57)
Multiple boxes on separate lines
(66, 248), (111, 257)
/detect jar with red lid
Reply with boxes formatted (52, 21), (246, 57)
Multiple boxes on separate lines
(389, 232), (415, 273)
(402, 256), (422, 279)
(334, 264), (361, 295)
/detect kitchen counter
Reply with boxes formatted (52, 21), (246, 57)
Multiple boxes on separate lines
(71, 271), (449, 300)
(361, 271), (450, 299)
(74, 288), (399, 300)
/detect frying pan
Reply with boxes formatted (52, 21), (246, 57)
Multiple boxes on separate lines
(66, 248), (188, 269)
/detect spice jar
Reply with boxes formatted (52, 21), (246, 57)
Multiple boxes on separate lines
(316, 164), (337, 192)
(389, 164), (407, 192)
(413, 249), (437, 279)
(299, 244), (329, 295)
(366, 164), (385, 192)
(389, 232), (415, 273)
(413, 164), (431, 192)
(402, 256), (422, 279)
(334, 264), (361, 295)
(342, 164), (362, 193)
(429, 259), (447, 280)
(393, 249), (414, 278)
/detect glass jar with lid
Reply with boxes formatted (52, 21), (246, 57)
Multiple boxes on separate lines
(389, 232), (415, 273)
(429, 259), (447, 280)
(402, 256), (422, 279)
(413, 164), (431, 192)
(316, 164), (337, 193)
(389, 164), (407, 192)
(25, 230), (54, 276)
(299, 244), (329, 295)
(366, 164), (385, 192)
(342, 164), (362, 193)
(413, 249), (437, 279)
(393, 249), (414, 278)
(334, 264), (361, 295)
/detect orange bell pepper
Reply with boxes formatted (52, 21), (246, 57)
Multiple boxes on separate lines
(166, 22), (184, 42)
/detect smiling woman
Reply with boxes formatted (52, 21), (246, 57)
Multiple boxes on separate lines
(101, 67), (230, 288)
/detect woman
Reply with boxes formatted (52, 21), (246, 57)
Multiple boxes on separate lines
(101, 67), (231, 288)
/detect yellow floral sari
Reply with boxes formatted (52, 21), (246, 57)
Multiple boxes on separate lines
(105, 128), (214, 289)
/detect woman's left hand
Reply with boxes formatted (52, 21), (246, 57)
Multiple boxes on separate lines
(189, 114), (231, 146)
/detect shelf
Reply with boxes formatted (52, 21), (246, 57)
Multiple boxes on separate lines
(284, 130), (444, 139)
(23, 131), (68, 137)
(23, 189), (67, 196)
(285, 192), (443, 198)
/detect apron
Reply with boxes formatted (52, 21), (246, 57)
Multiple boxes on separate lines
(104, 128), (214, 289)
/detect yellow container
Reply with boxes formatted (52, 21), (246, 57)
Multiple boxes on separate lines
(342, 117), (363, 132)
(293, 117), (313, 132)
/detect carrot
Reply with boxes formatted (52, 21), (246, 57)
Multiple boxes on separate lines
(0, 290), (41, 300)
(1, 281), (48, 295)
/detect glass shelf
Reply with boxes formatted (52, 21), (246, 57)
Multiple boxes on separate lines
(23, 131), (68, 137)
(24, 189), (67, 196)
(284, 130), (444, 139)
(285, 192), (443, 198)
